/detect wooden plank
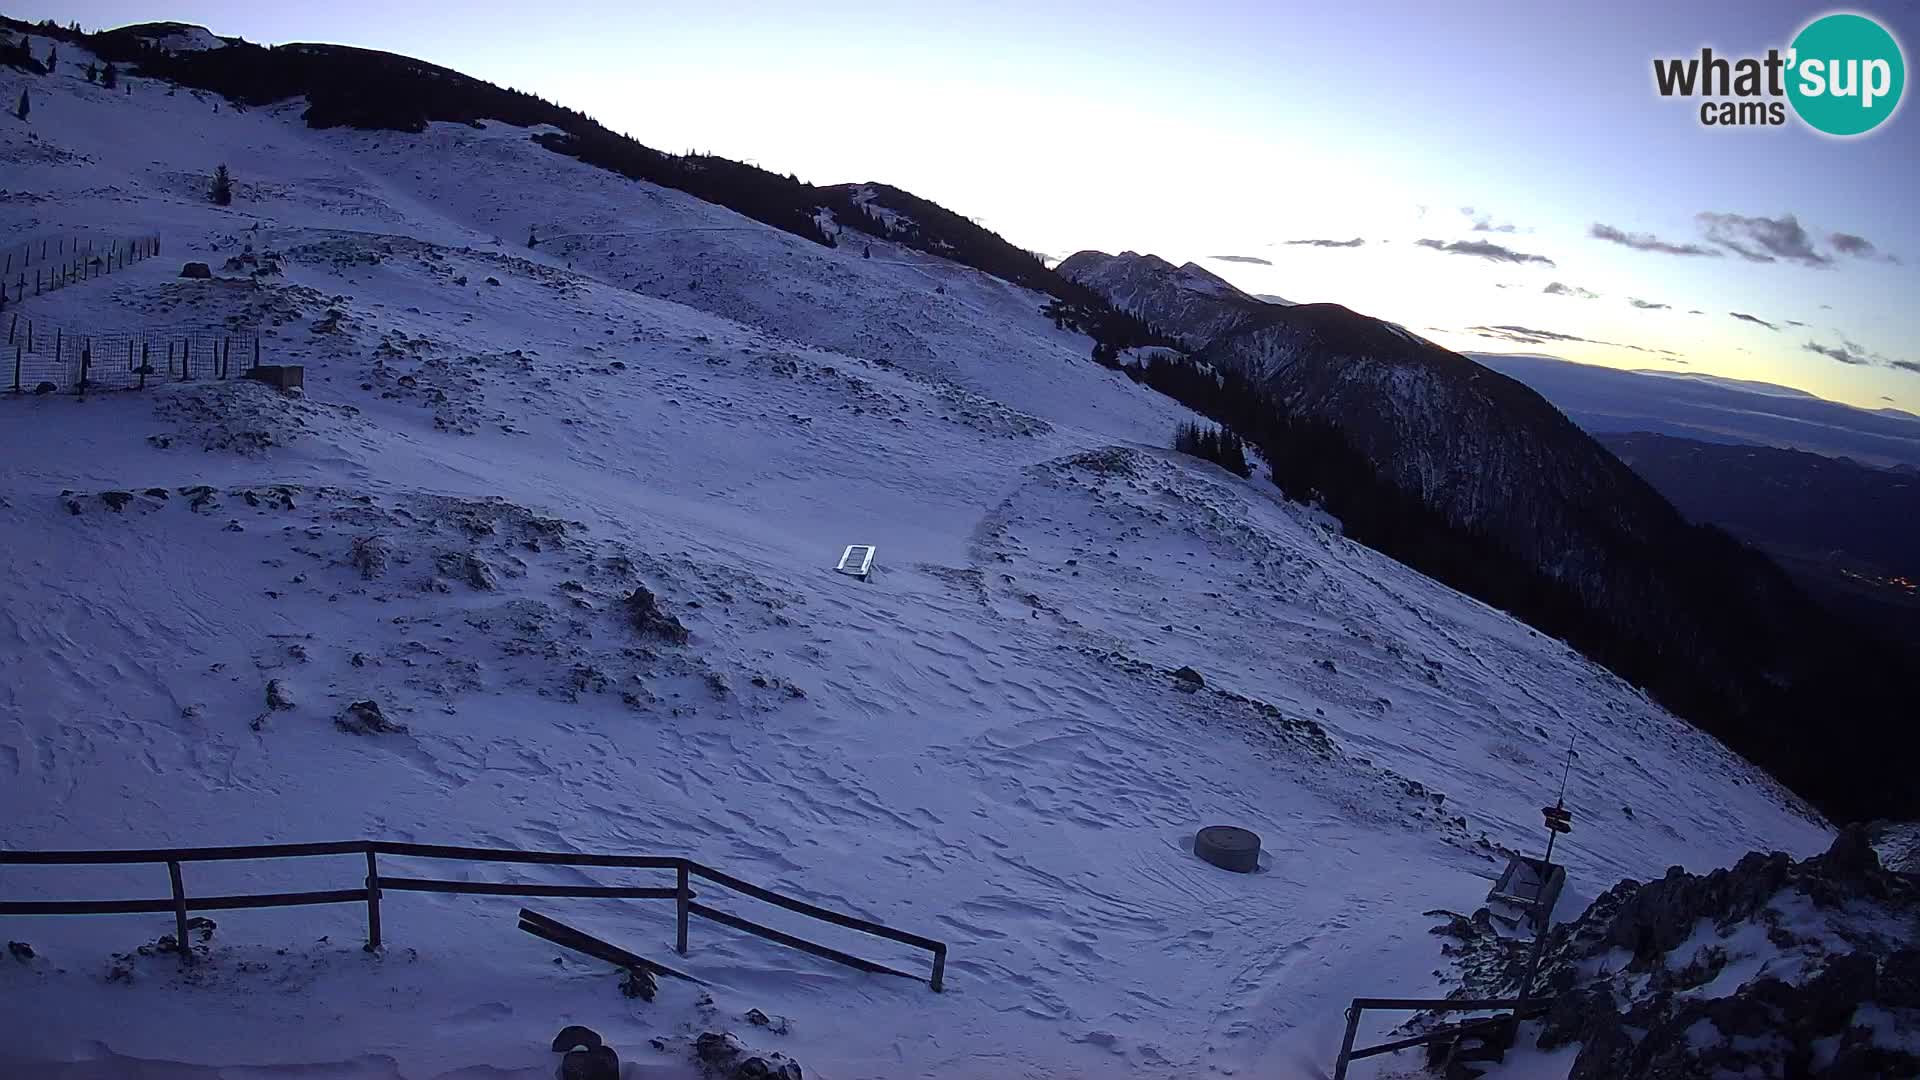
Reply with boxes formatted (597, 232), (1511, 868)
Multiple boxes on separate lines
(516, 908), (703, 984)
(371, 841), (680, 870)
(1347, 1014), (1521, 1062)
(688, 901), (919, 983)
(1349, 997), (1552, 1012)
(377, 876), (677, 900)
(185, 889), (367, 911)
(686, 862), (942, 953)
(0, 897), (178, 915)
(0, 841), (369, 865)
(0, 888), (364, 915)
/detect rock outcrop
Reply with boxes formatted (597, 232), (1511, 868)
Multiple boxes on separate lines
(1429, 827), (1920, 1078)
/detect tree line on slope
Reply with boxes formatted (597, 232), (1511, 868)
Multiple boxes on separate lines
(1128, 352), (1917, 824)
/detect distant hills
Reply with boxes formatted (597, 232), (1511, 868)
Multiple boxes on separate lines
(1472, 352), (1920, 469)
(1601, 432), (1920, 650)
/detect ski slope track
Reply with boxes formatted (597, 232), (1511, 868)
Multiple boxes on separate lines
(0, 35), (1830, 1080)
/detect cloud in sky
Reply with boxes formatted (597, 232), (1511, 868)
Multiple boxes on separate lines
(1698, 212), (1831, 266)
(1628, 298), (1670, 309)
(1208, 254), (1272, 265)
(1829, 232), (1900, 264)
(1592, 217), (1899, 268)
(1589, 223), (1722, 256)
(1543, 281), (1598, 299)
(1415, 238), (1554, 266)
(1460, 206), (1518, 233)
(1806, 341), (1871, 365)
(1279, 237), (1365, 248)
(1804, 339), (1920, 376)
(1463, 324), (1674, 356)
(1729, 311), (1779, 330)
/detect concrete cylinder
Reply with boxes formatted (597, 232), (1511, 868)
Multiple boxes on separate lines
(1195, 826), (1261, 873)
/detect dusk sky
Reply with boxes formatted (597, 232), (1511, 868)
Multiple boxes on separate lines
(24, 0), (1920, 411)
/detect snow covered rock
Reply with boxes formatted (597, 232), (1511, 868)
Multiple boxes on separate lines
(694, 1032), (803, 1080)
(1436, 827), (1920, 1078)
(624, 585), (689, 644)
(350, 535), (392, 579)
(559, 1045), (619, 1080)
(178, 262), (212, 279)
(264, 678), (295, 710)
(551, 1025), (603, 1053)
(335, 699), (405, 735)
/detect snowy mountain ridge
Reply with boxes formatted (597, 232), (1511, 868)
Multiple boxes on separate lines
(0, 23), (1851, 1080)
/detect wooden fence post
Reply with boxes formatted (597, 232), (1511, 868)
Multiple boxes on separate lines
(1332, 1004), (1362, 1080)
(139, 342), (148, 390)
(166, 860), (193, 968)
(364, 849), (382, 952)
(253, 337), (260, 368)
(13, 345), (20, 393)
(676, 863), (690, 956)
(126, 339), (134, 372)
(931, 943), (946, 993)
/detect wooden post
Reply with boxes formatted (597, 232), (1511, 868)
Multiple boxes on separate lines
(1332, 1003), (1362, 1080)
(166, 341), (174, 377)
(364, 849), (382, 952)
(675, 864), (690, 956)
(126, 339), (134, 372)
(931, 943), (946, 993)
(167, 861), (193, 967)
(13, 345), (20, 393)
(253, 337), (260, 368)
(139, 342), (148, 390)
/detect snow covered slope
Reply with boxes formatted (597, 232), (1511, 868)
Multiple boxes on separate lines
(0, 35), (1830, 1080)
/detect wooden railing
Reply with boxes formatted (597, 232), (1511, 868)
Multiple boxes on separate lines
(0, 839), (946, 992)
(1332, 996), (1554, 1079)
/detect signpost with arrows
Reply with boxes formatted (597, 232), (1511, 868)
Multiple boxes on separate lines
(1519, 742), (1578, 997)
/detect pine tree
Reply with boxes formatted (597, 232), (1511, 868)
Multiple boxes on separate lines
(15, 88), (28, 122)
(85, 62), (97, 83)
(101, 63), (117, 90)
(211, 164), (233, 206)
(45, 45), (56, 74)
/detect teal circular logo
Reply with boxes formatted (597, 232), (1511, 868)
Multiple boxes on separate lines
(1788, 13), (1906, 135)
